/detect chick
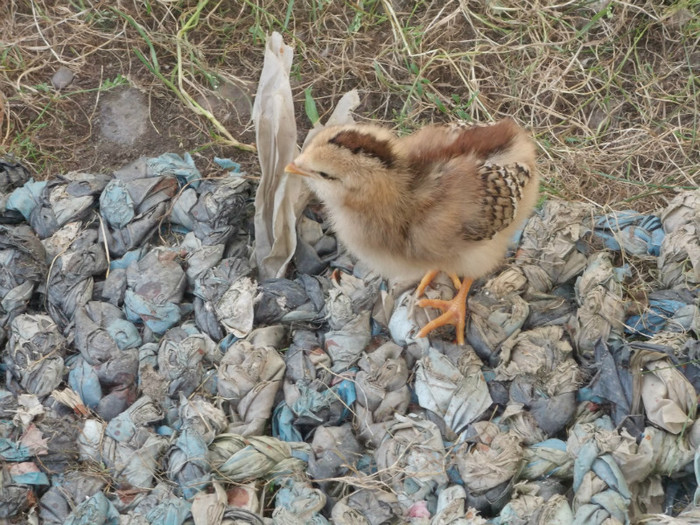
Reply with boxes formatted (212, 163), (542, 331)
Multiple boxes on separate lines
(285, 119), (538, 344)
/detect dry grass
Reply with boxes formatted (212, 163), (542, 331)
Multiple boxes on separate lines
(0, 0), (698, 210)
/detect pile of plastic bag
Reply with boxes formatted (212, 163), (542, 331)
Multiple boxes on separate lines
(1, 32), (700, 525)
(2, 153), (700, 525)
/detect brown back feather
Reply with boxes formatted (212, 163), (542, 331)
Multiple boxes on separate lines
(329, 129), (395, 168)
(408, 119), (520, 173)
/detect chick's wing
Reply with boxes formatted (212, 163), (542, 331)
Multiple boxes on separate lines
(397, 120), (537, 257)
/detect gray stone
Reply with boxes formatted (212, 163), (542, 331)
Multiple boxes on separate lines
(51, 66), (74, 90)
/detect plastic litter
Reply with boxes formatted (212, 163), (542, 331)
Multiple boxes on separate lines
(1, 158), (31, 226)
(0, 224), (47, 344)
(592, 210), (665, 256)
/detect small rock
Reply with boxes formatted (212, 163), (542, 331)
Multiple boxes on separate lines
(51, 66), (74, 90)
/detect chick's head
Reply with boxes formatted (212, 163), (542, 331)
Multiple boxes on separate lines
(285, 124), (399, 206)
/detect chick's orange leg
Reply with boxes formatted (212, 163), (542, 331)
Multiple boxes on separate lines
(416, 277), (473, 345)
(415, 269), (440, 297)
(415, 270), (463, 297)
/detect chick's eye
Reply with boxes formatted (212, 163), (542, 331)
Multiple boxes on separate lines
(319, 171), (336, 181)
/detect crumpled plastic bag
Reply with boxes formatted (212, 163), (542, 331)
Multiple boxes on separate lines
(179, 232), (225, 285)
(39, 471), (106, 524)
(78, 411), (168, 490)
(388, 272), (458, 348)
(415, 342), (492, 436)
(178, 395), (227, 445)
(150, 325), (219, 415)
(6, 171), (109, 239)
(331, 489), (401, 524)
(496, 326), (579, 436)
(354, 341), (411, 446)
(660, 190), (700, 232)
(0, 157), (31, 224)
(626, 288), (699, 336)
(147, 152), (201, 187)
(282, 329), (330, 386)
(565, 413), (697, 520)
(144, 488), (193, 524)
(99, 159), (179, 257)
(274, 327), (352, 443)
(631, 349), (697, 435)
(192, 255), (252, 340)
(375, 414), (449, 512)
(272, 478), (329, 525)
(518, 200), (592, 285)
(429, 485), (471, 525)
(252, 31), (304, 280)
(491, 483), (574, 525)
(69, 301), (141, 417)
(522, 438), (573, 480)
(454, 425), (524, 515)
(189, 481), (265, 525)
(603, 425), (694, 517)
(74, 301), (142, 363)
(105, 395), (164, 444)
(592, 210), (665, 256)
(324, 310), (372, 372)
(168, 427), (211, 499)
(657, 190), (700, 289)
(0, 479), (33, 520)
(293, 214), (337, 275)
(465, 268), (530, 366)
(208, 434), (308, 483)
(124, 247), (187, 335)
(254, 277), (318, 324)
(46, 227), (109, 328)
(275, 377), (356, 442)
(0, 224), (47, 339)
(307, 423), (362, 484)
(566, 417), (631, 524)
(574, 252), (625, 358)
(582, 339), (641, 433)
(4, 314), (67, 398)
(218, 326), (286, 436)
(215, 275), (257, 339)
(64, 491), (120, 525)
(170, 175), (250, 246)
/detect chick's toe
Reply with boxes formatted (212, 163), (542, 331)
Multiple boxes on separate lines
(416, 277), (473, 345)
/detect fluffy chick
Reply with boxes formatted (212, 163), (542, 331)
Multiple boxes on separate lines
(285, 119), (538, 344)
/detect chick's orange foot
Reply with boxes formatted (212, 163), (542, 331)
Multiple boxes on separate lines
(416, 275), (473, 345)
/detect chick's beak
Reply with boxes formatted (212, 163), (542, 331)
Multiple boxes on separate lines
(284, 162), (311, 178)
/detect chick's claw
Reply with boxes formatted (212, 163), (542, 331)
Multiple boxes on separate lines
(416, 277), (473, 345)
